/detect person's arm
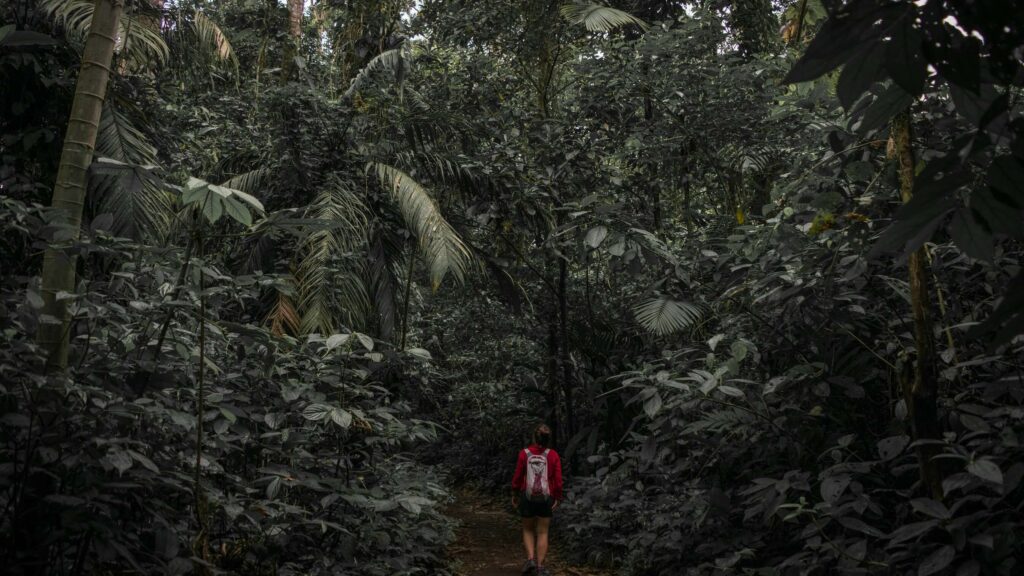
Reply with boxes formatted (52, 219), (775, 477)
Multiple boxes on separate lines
(550, 450), (564, 506)
(511, 449), (526, 506)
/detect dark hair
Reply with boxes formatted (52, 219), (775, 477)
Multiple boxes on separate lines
(532, 423), (552, 448)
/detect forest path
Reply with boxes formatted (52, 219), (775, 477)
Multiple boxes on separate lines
(446, 488), (607, 576)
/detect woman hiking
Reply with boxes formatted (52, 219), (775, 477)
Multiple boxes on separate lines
(511, 423), (563, 576)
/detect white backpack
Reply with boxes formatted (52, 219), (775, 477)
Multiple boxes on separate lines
(524, 448), (551, 501)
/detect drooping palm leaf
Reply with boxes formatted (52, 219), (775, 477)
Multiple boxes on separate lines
(367, 228), (405, 341)
(43, 0), (169, 70)
(220, 168), (269, 194)
(296, 177), (371, 335)
(633, 297), (703, 336)
(267, 280), (301, 337)
(372, 163), (472, 290)
(560, 2), (648, 32)
(192, 8), (238, 67)
(91, 103), (173, 241)
(343, 42), (411, 99)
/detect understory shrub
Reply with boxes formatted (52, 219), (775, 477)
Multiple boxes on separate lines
(0, 197), (453, 575)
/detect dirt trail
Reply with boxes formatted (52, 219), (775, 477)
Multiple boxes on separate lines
(446, 488), (607, 576)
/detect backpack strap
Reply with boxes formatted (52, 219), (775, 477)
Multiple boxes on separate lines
(543, 449), (550, 456)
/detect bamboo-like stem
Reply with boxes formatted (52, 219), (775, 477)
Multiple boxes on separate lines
(892, 109), (944, 500)
(38, 0), (125, 369)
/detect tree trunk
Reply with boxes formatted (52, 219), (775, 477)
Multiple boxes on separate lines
(37, 0), (124, 369)
(892, 109), (944, 500)
(399, 250), (415, 349)
(288, 0), (303, 39)
(546, 318), (560, 448)
(283, 0), (303, 78)
(558, 253), (575, 454)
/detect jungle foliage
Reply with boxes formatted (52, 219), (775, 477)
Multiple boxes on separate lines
(1, 0), (1023, 575)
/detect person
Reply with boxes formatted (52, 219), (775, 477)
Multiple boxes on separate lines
(511, 423), (563, 576)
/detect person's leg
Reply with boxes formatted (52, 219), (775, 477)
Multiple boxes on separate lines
(535, 517), (551, 568)
(522, 516), (537, 560)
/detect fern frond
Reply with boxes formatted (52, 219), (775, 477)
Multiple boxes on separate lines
(371, 163), (472, 290)
(560, 2), (648, 32)
(634, 297), (703, 336)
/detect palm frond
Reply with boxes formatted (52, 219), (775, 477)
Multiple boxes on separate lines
(296, 177), (371, 335)
(193, 8), (238, 67)
(267, 283), (301, 337)
(392, 151), (501, 199)
(43, 0), (169, 70)
(344, 42), (411, 99)
(91, 104), (172, 241)
(720, 144), (774, 174)
(560, 2), (649, 32)
(97, 102), (157, 165)
(367, 229), (404, 340)
(220, 168), (269, 194)
(372, 163), (472, 290)
(634, 297), (703, 336)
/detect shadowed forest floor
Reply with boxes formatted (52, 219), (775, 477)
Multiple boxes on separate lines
(447, 489), (608, 576)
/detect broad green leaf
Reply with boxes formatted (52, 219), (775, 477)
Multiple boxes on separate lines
(910, 498), (951, 520)
(302, 403), (332, 421)
(967, 459), (1003, 485)
(325, 333), (351, 351)
(221, 196), (252, 226)
(643, 391), (662, 418)
(877, 435), (910, 461)
(584, 225), (608, 248)
(330, 408), (353, 429)
(918, 545), (955, 576)
(354, 332), (374, 351)
(202, 195), (224, 223)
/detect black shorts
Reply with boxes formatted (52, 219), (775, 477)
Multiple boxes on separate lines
(518, 495), (553, 518)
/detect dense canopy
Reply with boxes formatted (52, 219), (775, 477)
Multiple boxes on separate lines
(1, 0), (1023, 574)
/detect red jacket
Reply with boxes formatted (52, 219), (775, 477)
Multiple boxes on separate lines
(511, 444), (564, 501)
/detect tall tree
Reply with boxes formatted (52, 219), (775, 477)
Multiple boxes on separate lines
(730, 0), (777, 56)
(284, 0), (304, 78)
(37, 0), (124, 369)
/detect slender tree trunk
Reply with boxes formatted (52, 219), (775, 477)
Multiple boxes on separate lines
(192, 230), (210, 572)
(546, 317), (560, 447)
(892, 109), (944, 500)
(283, 0), (303, 78)
(399, 250), (415, 349)
(791, 0), (810, 45)
(558, 254), (575, 450)
(37, 0), (124, 369)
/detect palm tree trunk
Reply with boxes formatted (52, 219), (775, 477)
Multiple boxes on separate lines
(892, 109), (944, 500)
(38, 0), (124, 369)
